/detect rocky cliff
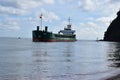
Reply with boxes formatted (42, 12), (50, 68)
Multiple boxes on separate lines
(104, 10), (120, 42)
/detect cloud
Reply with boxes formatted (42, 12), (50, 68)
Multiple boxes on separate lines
(0, 18), (20, 31)
(77, 0), (120, 13)
(75, 19), (110, 39)
(78, 0), (96, 11)
(76, 13), (118, 39)
(58, 0), (74, 4)
(0, 0), (56, 31)
(74, 0), (120, 39)
(43, 0), (55, 4)
(58, 0), (96, 11)
(0, 5), (26, 16)
(96, 16), (115, 26)
(0, 0), (40, 16)
(109, 0), (120, 3)
(0, 0), (55, 16)
(100, 2), (120, 16)
(36, 8), (60, 22)
(18, 0), (40, 10)
(0, 0), (20, 8)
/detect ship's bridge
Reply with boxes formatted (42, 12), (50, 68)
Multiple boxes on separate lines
(58, 17), (75, 35)
(59, 24), (75, 35)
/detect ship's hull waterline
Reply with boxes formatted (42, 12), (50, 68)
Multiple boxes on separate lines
(32, 29), (76, 42)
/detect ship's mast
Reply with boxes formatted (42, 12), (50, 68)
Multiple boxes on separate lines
(67, 17), (71, 29)
(40, 13), (43, 30)
(68, 17), (71, 25)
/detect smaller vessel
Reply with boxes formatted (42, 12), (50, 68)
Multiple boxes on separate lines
(32, 17), (76, 42)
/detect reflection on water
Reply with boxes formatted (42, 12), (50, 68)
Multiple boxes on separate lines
(1, 38), (120, 80)
(31, 42), (75, 79)
(108, 42), (120, 67)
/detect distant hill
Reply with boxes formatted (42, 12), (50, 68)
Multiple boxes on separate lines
(104, 10), (120, 42)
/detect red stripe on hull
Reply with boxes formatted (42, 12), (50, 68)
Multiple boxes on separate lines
(33, 38), (76, 42)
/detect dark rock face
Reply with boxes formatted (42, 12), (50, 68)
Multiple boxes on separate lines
(104, 10), (120, 42)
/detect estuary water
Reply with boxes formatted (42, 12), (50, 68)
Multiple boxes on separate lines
(0, 37), (120, 80)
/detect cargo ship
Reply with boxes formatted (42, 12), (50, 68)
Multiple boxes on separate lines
(32, 18), (76, 42)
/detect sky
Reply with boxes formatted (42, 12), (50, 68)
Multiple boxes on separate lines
(0, 0), (120, 40)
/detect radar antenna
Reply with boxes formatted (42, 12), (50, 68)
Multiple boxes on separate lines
(68, 17), (71, 25)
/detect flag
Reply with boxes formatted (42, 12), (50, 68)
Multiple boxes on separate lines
(40, 14), (43, 19)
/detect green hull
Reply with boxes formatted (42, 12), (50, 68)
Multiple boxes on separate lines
(32, 30), (76, 42)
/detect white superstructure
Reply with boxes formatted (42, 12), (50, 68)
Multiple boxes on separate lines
(58, 17), (75, 35)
